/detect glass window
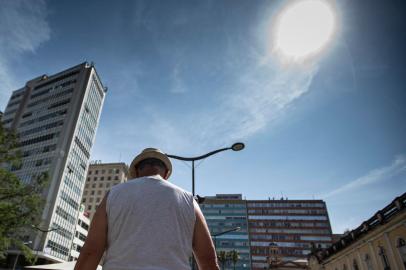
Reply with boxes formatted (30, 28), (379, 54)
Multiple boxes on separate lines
(95, 170), (99, 174)
(94, 177), (97, 181)
(87, 205), (92, 210)
(99, 183), (103, 188)
(378, 246), (391, 270)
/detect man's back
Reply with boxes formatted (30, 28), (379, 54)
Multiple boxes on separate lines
(103, 175), (195, 270)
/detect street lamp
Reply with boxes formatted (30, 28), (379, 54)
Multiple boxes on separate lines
(12, 241), (32, 270)
(212, 227), (241, 249)
(166, 142), (245, 196)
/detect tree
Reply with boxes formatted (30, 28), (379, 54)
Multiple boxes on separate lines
(0, 121), (48, 263)
(227, 250), (239, 270)
(217, 250), (228, 270)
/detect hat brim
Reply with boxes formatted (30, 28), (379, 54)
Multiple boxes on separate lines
(129, 151), (172, 179)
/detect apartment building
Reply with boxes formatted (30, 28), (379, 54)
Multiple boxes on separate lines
(81, 162), (128, 220)
(200, 194), (252, 270)
(247, 199), (333, 269)
(1, 62), (106, 262)
(200, 195), (333, 270)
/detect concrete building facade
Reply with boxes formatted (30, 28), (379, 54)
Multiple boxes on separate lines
(200, 195), (332, 270)
(247, 199), (333, 269)
(1, 62), (106, 262)
(69, 205), (90, 261)
(309, 192), (406, 270)
(81, 162), (128, 220)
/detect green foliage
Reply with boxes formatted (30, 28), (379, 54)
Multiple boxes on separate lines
(216, 250), (239, 270)
(0, 122), (48, 263)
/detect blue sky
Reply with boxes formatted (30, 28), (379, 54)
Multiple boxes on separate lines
(1, 0), (405, 233)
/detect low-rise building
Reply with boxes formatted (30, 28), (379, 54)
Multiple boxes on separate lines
(309, 192), (406, 270)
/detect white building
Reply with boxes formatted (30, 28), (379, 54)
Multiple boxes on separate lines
(70, 205), (90, 261)
(2, 62), (106, 262)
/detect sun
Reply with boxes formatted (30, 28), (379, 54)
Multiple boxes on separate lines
(273, 0), (336, 61)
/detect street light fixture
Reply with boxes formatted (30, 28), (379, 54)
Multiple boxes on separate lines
(166, 142), (245, 196)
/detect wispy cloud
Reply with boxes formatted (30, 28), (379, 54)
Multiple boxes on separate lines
(324, 155), (406, 198)
(170, 64), (187, 94)
(0, 0), (50, 109)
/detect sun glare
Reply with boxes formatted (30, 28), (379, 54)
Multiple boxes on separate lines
(274, 0), (336, 61)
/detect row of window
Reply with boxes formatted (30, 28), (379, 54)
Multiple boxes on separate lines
(51, 223), (73, 240)
(55, 206), (76, 225)
(87, 176), (120, 181)
(19, 120), (64, 137)
(248, 202), (325, 208)
(22, 144), (57, 158)
(27, 88), (74, 108)
(20, 108), (67, 127)
(88, 168), (121, 175)
(248, 209), (327, 215)
(248, 221), (329, 228)
(250, 227), (331, 235)
(251, 234), (331, 242)
(33, 70), (79, 90)
(46, 240), (70, 257)
(249, 215), (328, 221)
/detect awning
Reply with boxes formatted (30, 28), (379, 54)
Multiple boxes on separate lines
(25, 261), (102, 270)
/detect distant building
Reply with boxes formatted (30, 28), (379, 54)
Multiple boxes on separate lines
(200, 194), (251, 270)
(309, 192), (406, 270)
(247, 199), (332, 269)
(69, 205), (90, 261)
(200, 195), (333, 270)
(81, 162), (128, 220)
(1, 62), (106, 263)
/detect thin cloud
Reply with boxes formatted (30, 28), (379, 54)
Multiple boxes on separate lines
(0, 0), (50, 109)
(324, 155), (406, 198)
(170, 64), (187, 94)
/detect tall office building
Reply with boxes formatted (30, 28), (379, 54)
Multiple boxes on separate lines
(70, 205), (90, 261)
(1, 62), (106, 262)
(247, 199), (333, 269)
(200, 194), (252, 270)
(200, 195), (333, 270)
(81, 162), (128, 220)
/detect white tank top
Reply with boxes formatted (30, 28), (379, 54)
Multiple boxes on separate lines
(103, 175), (195, 270)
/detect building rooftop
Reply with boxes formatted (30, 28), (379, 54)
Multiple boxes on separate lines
(309, 191), (406, 262)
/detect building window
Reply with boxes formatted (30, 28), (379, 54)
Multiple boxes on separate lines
(84, 191), (88, 195)
(91, 191), (95, 195)
(353, 259), (359, 270)
(397, 238), (406, 268)
(92, 184), (96, 188)
(108, 176), (111, 180)
(115, 169), (119, 173)
(343, 264), (347, 270)
(87, 177), (90, 181)
(364, 254), (374, 270)
(96, 197), (100, 203)
(95, 170), (99, 174)
(89, 198), (94, 203)
(100, 177), (104, 181)
(88, 171), (92, 175)
(85, 184), (89, 188)
(87, 205), (92, 210)
(102, 170), (105, 174)
(378, 246), (391, 270)
(99, 183), (103, 188)
(82, 198), (86, 203)
(114, 176), (119, 180)
(97, 190), (102, 195)
(94, 177), (98, 181)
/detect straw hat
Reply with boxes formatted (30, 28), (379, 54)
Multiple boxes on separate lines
(128, 148), (172, 179)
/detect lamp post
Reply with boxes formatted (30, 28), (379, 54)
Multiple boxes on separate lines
(12, 241), (32, 270)
(212, 227), (241, 249)
(166, 142), (245, 196)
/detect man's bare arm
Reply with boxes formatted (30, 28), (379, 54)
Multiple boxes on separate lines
(74, 194), (108, 270)
(192, 200), (220, 270)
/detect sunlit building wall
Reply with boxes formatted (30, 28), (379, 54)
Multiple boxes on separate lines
(1, 62), (106, 262)
(247, 199), (333, 269)
(81, 162), (128, 220)
(201, 194), (252, 270)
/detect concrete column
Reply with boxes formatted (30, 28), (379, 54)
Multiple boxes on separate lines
(356, 249), (366, 270)
(367, 241), (379, 270)
(383, 232), (402, 269)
